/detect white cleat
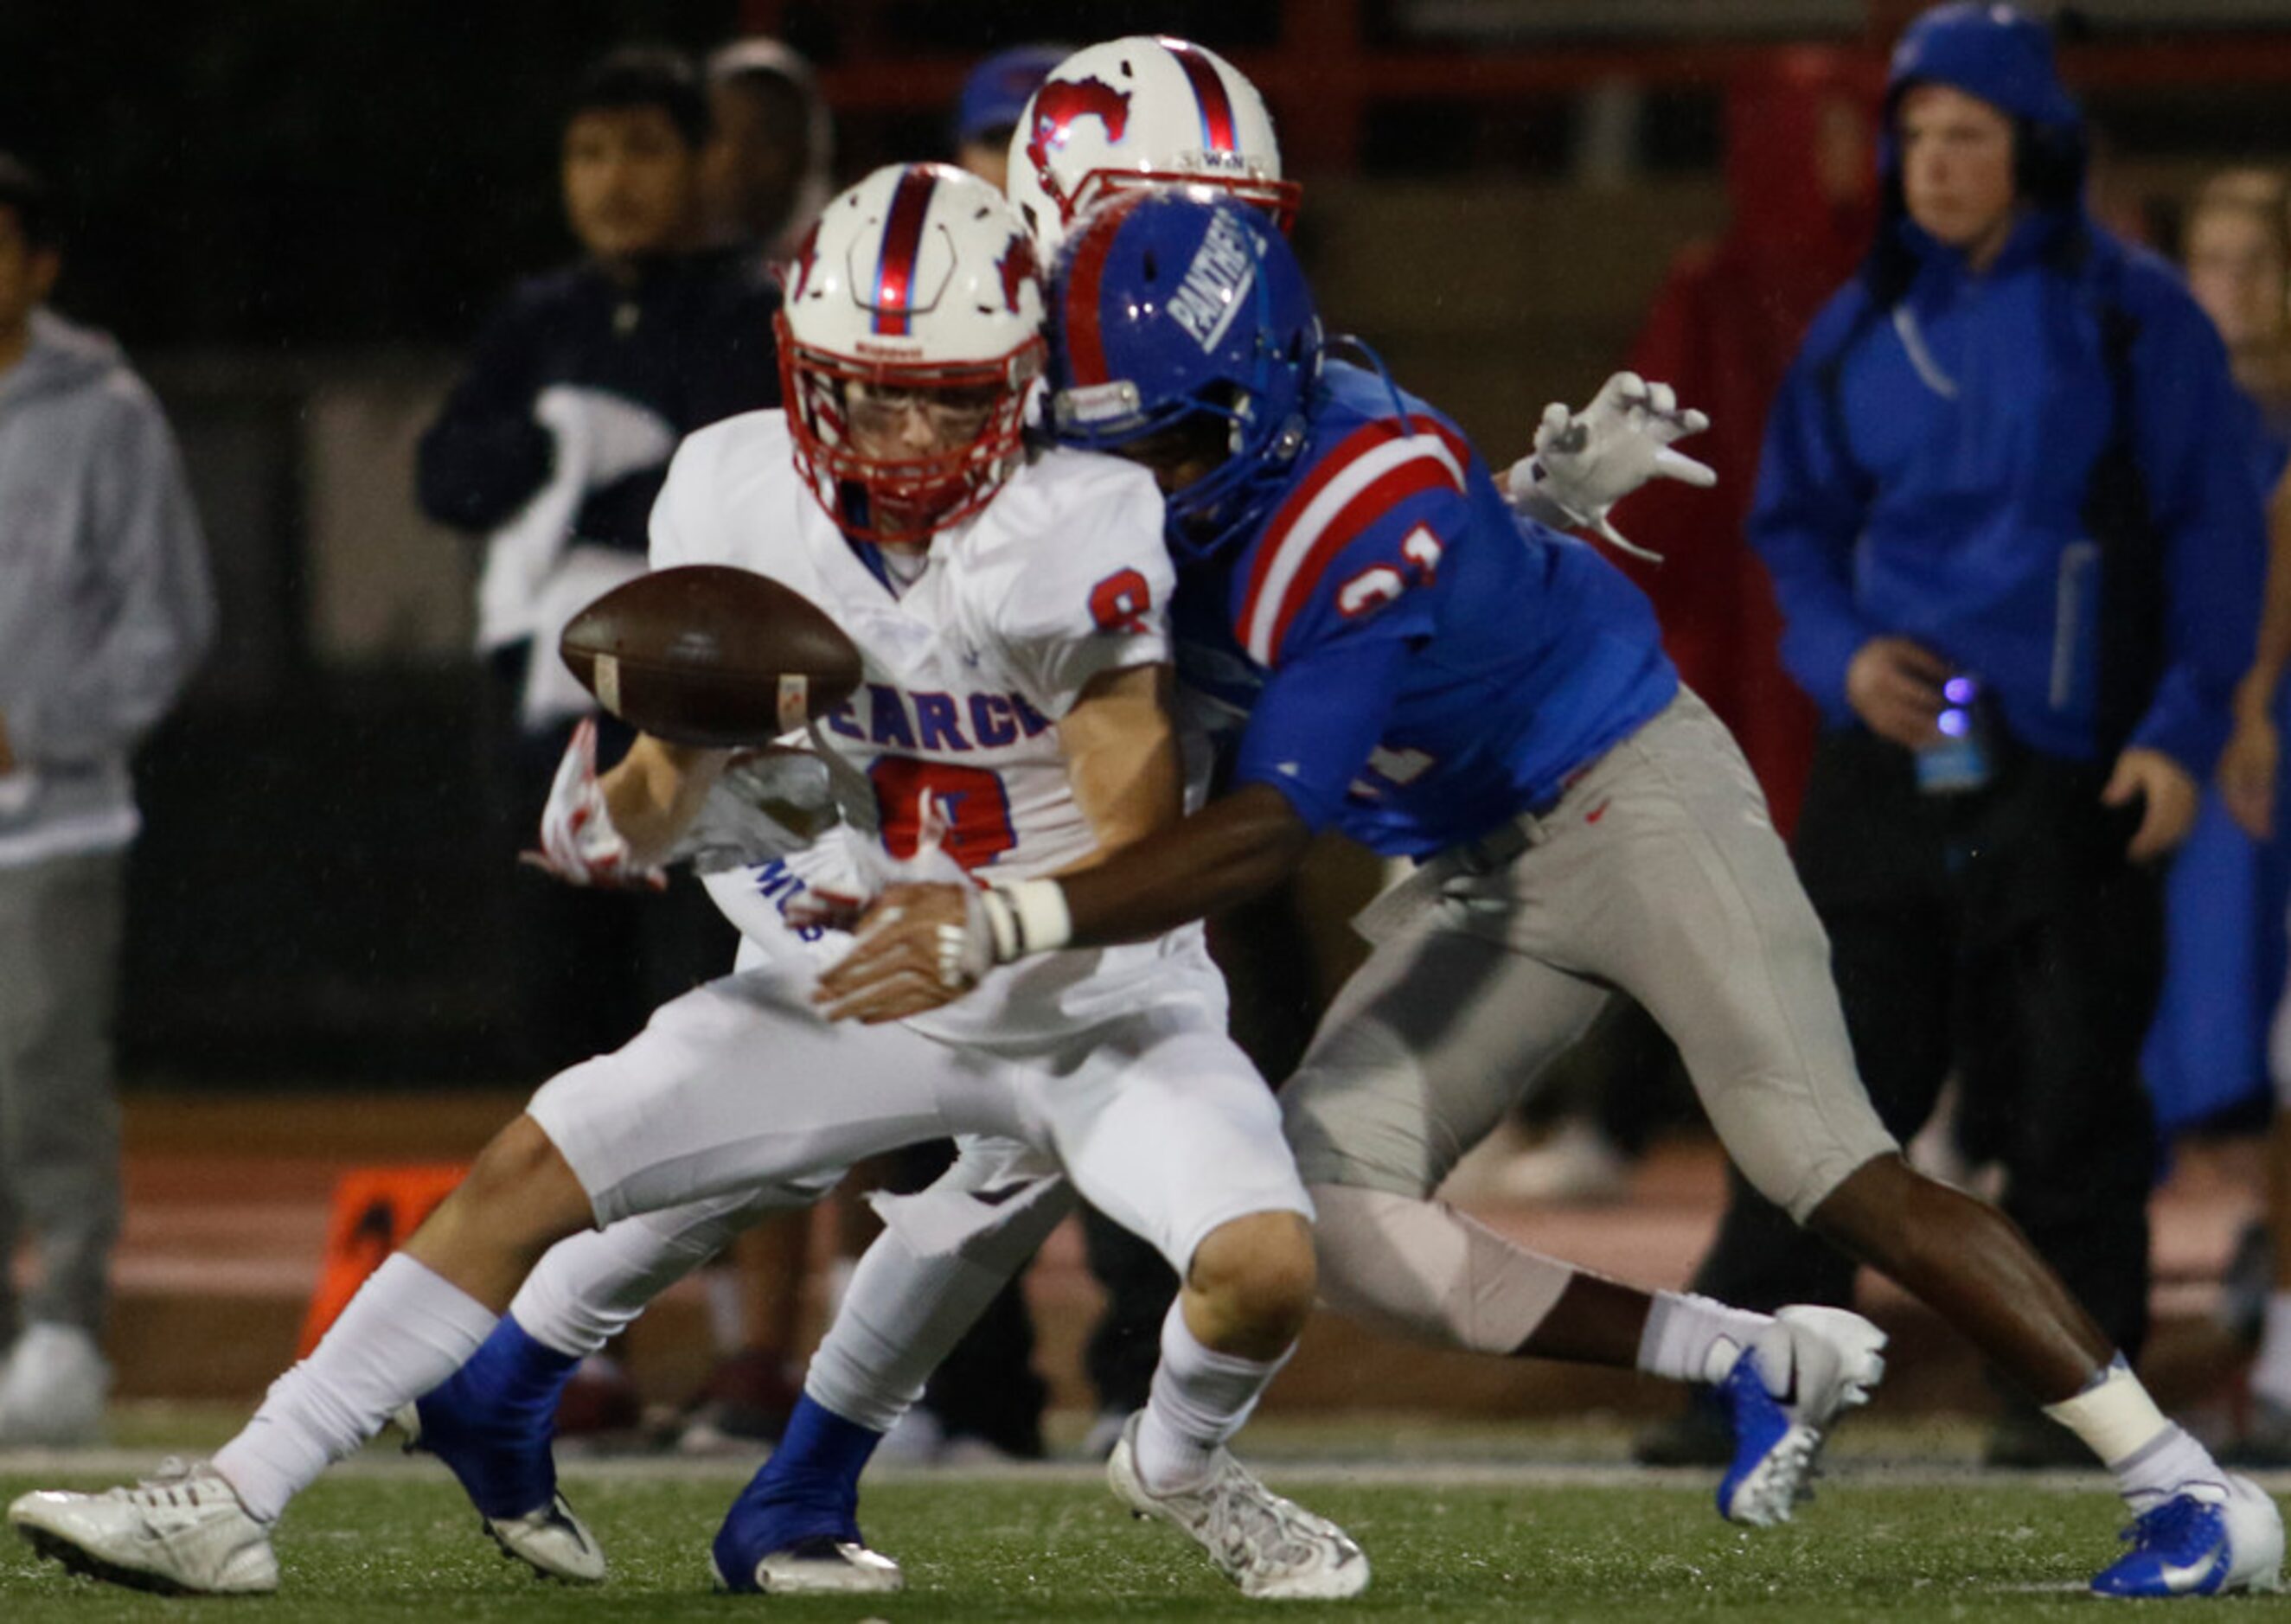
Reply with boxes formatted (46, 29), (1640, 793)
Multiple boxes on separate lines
(712, 1534), (906, 1595)
(8, 1459), (278, 1595)
(483, 1491), (606, 1584)
(2091, 1474), (2285, 1597)
(1107, 1411), (1368, 1600)
(1717, 1305), (1889, 1528)
(387, 1400), (604, 1583)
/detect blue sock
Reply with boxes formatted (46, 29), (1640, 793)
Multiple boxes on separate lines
(714, 1394), (882, 1581)
(415, 1314), (578, 1519)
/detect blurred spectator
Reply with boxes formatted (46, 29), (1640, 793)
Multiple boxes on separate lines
(699, 38), (835, 261)
(2147, 170), (2291, 1137)
(413, 47), (780, 1426)
(1654, 3), (2267, 1470)
(1482, 48), (1882, 1211)
(952, 44), (1072, 194)
(415, 44), (778, 1075)
(2167, 169), (2291, 1465)
(0, 153), (213, 1443)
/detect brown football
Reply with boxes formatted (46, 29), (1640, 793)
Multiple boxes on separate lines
(559, 565), (864, 747)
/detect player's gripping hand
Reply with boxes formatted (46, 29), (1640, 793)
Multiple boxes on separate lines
(522, 717), (667, 890)
(1507, 371), (1715, 558)
(813, 881), (992, 1023)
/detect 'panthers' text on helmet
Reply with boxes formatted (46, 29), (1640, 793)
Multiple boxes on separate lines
(1007, 36), (1297, 258)
(1046, 190), (1321, 561)
(776, 163), (1044, 543)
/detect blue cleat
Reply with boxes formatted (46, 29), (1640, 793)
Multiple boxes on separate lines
(394, 1316), (603, 1582)
(711, 1394), (900, 1595)
(2090, 1475), (2283, 1598)
(1715, 1305), (1889, 1527)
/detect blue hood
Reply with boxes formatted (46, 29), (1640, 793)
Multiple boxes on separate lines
(1885, 3), (2081, 132)
(1872, 3), (2088, 291)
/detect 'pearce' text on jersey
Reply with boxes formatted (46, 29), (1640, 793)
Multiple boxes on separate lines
(821, 681), (1056, 755)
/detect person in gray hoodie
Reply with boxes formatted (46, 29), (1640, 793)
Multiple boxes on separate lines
(0, 152), (214, 1443)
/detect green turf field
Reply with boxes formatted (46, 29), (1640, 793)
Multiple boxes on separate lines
(3, 1450), (2285, 1621)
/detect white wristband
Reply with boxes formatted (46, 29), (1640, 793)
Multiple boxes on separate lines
(984, 877), (1072, 962)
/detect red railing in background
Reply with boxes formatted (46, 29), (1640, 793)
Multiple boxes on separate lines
(734, 0), (2291, 172)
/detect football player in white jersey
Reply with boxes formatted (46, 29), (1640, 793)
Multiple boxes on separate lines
(5, 163), (1366, 1604)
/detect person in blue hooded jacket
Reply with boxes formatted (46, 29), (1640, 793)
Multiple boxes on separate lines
(1672, 1), (2270, 1475)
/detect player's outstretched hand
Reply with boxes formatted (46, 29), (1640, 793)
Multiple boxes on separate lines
(814, 881), (992, 1024)
(1507, 371), (1715, 558)
(522, 717), (667, 890)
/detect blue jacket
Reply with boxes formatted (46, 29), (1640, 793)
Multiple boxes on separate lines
(1753, 7), (2265, 777)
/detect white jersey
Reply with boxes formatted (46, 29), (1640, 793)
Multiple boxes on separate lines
(650, 409), (1220, 1048)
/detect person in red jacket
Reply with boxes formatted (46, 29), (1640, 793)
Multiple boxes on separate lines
(1614, 46), (1883, 837)
(1492, 49), (1884, 1216)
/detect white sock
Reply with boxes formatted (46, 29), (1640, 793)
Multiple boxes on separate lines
(805, 1224), (1024, 1434)
(2042, 1354), (2224, 1509)
(511, 1197), (770, 1359)
(1133, 1302), (1289, 1493)
(2252, 1294), (2291, 1409)
(1636, 1291), (1776, 1386)
(212, 1254), (496, 1522)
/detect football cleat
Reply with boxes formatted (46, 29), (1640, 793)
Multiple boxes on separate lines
(8, 1459), (278, 1595)
(391, 1398), (604, 1583)
(1716, 1305), (1889, 1528)
(477, 1491), (605, 1585)
(1106, 1411), (1369, 1600)
(2090, 1474), (2284, 1598)
(712, 1534), (906, 1595)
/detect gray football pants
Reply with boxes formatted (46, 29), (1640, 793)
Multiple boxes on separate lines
(0, 850), (125, 1335)
(1283, 688), (1897, 1224)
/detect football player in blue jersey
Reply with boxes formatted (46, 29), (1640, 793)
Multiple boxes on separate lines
(819, 190), (2284, 1599)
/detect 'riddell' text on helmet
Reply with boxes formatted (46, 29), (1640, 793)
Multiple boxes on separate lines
(1007, 36), (1298, 257)
(1047, 191), (1321, 561)
(777, 163), (1044, 543)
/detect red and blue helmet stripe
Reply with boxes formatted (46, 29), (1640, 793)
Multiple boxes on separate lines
(868, 167), (938, 336)
(1159, 37), (1238, 158)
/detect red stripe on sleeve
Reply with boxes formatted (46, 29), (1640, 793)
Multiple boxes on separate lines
(1264, 459), (1456, 665)
(1235, 422), (1400, 635)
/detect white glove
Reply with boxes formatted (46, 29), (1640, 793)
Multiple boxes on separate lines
(671, 747), (841, 874)
(523, 717), (665, 889)
(1507, 371), (1716, 560)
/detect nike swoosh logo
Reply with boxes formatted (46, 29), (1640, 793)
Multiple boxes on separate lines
(545, 1505), (592, 1552)
(1584, 800), (1611, 823)
(2155, 1539), (2230, 1593)
(970, 1181), (1036, 1207)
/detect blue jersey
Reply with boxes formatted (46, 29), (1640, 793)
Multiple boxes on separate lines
(1173, 361), (1677, 858)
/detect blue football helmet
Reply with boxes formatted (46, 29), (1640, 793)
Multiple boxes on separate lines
(1046, 189), (1321, 560)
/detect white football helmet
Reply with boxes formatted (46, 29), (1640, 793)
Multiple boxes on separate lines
(1006, 35), (1298, 256)
(777, 163), (1045, 541)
